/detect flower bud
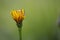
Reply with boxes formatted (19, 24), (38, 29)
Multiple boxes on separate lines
(11, 9), (25, 23)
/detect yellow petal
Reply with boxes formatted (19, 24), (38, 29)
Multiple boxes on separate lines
(11, 9), (25, 23)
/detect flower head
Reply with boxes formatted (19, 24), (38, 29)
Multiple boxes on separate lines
(11, 9), (25, 23)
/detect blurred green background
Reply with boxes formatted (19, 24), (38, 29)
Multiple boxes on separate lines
(0, 0), (60, 40)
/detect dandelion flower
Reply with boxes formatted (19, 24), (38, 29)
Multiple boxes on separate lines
(11, 9), (25, 23)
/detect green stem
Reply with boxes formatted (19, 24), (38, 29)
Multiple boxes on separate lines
(18, 28), (22, 40)
(17, 22), (22, 40)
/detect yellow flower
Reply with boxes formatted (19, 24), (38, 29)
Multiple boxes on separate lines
(11, 9), (25, 23)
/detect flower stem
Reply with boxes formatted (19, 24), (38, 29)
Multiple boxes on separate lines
(18, 28), (22, 40)
(17, 22), (22, 40)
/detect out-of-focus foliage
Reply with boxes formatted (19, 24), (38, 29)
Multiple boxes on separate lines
(0, 0), (60, 40)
